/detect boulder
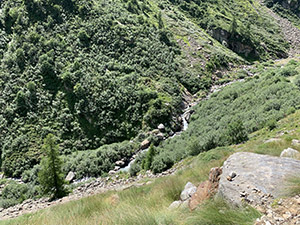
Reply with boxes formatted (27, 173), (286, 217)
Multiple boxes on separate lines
(168, 200), (182, 209)
(292, 139), (300, 146)
(140, 139), (150, 150)
(280, 148), (300, 159)
(156, 133), (165, 140)
(65, 172), (75, 182)
(189, 167), (222, 210)
(180, 182), (197, 201)
(158, 124), (165, 132)
(115, 160), (125, 166)
(218, 152), (300, 206)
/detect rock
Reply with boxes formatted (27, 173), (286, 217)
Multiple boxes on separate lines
(65, 172), (75, 182)
(156, 133), (164, 140)
(189, 167), (222, 210)
(292, 139), (300, 146)
(109, 170), (116, 175)
(168, 200), (182, 209)
(115, 160), (125, 166)
(280, 148), (300, 159)
(218, 152), (300, 206)
(140, 139), (150, 150)
(180, 182), (197, 201)
(114, 166), (120, 171)
(0, 174), (4, 179)
(158, 124), (165, 132)
(264, 138), (281, 143)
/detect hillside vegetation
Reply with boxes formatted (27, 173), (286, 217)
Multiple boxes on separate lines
(0, 0), (300, 218)
(0, 0), (292, 179)
(3, 91), (300, 225)
(132, 59), (300, 174)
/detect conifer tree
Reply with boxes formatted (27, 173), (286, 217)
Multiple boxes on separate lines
(38, 134), (66, 199)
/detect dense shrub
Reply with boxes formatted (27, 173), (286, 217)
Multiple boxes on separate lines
(0, 182), (29, 209)
(63, 141), (138, 179)
(150, 62), (300, 173)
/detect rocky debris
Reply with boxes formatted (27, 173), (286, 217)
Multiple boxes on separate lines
(254, 195), (300, 225)
(189, 167), (222, 210)
(218, 152), (300, 206)
(156, 133), (165, 140)
(280, 148), (300, 159)
(264, 138), (281, 144)
(0, 159), (184, 221)
(292, 139), (300, 146)
(140, 139), (150, 150)
(158, 124), (165, 132)
(180, 182), (197, 201)
(261, 2), (300, 56)
(65, 172), (75, 183)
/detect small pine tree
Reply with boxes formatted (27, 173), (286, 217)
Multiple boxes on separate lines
(38, 134), (66, 199)
(144, 144), (155, 171)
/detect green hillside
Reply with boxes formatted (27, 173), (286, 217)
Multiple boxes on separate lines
(0, 0), (300, 221)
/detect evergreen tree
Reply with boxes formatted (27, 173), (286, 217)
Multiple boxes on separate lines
(38, 134), (66, 199)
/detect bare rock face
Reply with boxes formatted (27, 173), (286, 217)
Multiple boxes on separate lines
(218, 152), (300, 206)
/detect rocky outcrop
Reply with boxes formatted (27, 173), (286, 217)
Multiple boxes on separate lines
(169, 167), (223, 211)
(218, 152), (300, 206)
(189, 167), (222, 210)
(209, 28), (257, 58)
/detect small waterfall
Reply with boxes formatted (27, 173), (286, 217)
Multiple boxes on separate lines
(119, 147), (150, 172)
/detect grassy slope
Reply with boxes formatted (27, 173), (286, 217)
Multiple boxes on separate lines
(3, 94), (300, 225)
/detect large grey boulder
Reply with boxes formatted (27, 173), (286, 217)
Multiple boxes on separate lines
(218, 152), (300, 206)
(180, 182), (197, 201)
(280, 148), (300, 159)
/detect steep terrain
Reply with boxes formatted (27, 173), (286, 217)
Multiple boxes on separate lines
(0, 0), (300, 223)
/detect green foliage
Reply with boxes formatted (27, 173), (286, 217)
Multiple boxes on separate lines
(266, 119), (277, 130)
(225, 120), (248, 145)
(143, 144), (156, 170)
(150, 62), (300, 173)
(63, 141), (137, 179)
(0, 183), (28, 208)
(38, 134), (66, 199)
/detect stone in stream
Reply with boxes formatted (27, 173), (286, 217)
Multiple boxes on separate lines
(158, 124), (165, 132)
(218, 152), (300, 206)
(140, 139), (150, 150)
(65, 171), (75, 182)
